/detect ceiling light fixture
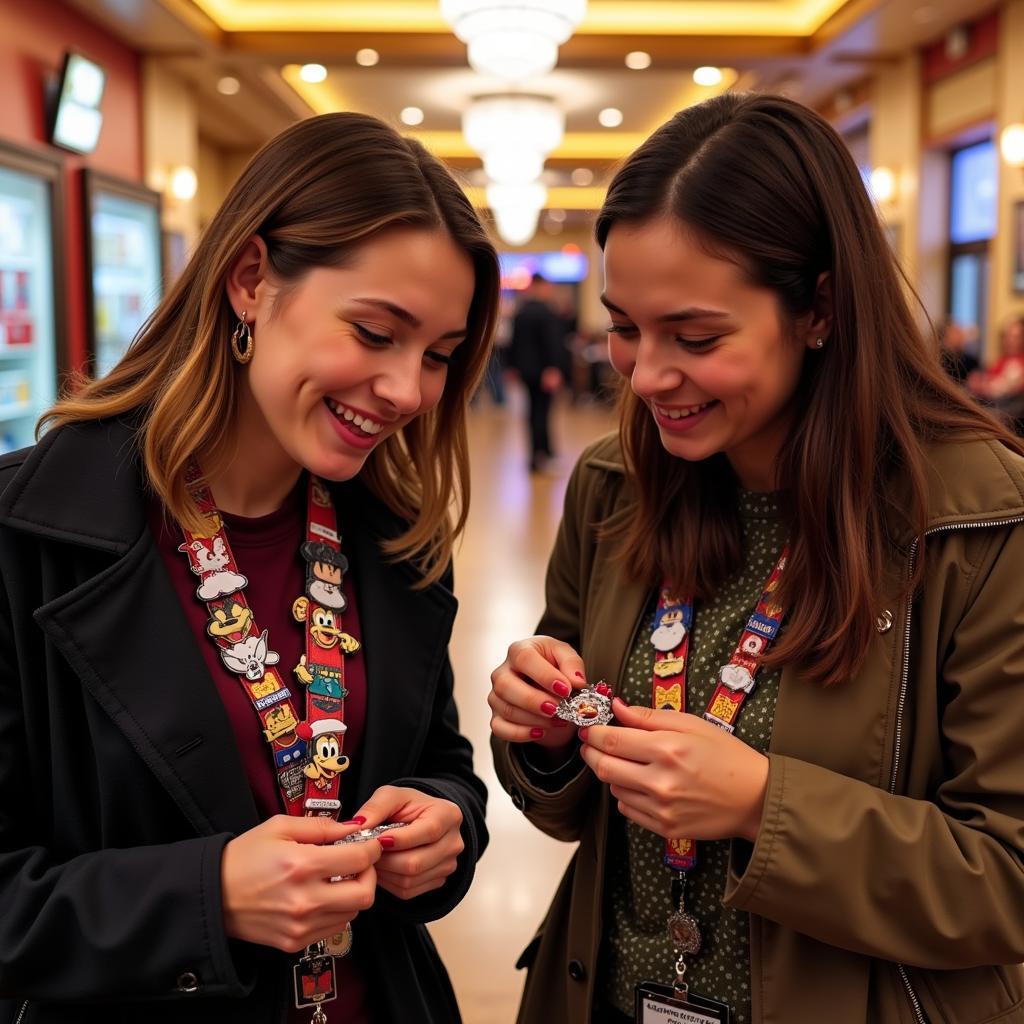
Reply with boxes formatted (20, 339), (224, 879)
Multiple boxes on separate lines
(355, 48), (380, 67)
(401, 106), (425, 126)
(216, 76), (240, 96)
(693, 66), (723, 87)
(598, 107), (623, 128)
(441, 0), (587, 81)
(464, 94), (565, 185)
(487, 181), (548, 246)
(571, 167), (594, 186)
(625, 51), (652, 70)
(299, 64), (327, 83)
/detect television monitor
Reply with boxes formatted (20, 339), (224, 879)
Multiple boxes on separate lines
(50, 53), (106, 155)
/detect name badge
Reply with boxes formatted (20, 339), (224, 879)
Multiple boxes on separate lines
(635, 981), (731, 1024)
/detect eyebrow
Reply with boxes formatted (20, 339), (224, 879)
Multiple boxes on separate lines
(350, 297), (467, 340)
(600, 294), (730, 323)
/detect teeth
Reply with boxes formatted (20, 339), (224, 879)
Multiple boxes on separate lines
(326, 399), (384, 435)
(657, 402), (711, 420)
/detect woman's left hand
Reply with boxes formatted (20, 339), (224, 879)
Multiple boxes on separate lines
(349, 785), (464, 900)
(579, 698), (769, 842)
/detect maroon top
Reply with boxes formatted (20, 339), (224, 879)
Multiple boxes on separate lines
(148, 478), (370, 1022)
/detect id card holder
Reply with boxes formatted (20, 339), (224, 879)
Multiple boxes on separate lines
(294, 951), (337, 1009)
(635, 980), (731, 1024)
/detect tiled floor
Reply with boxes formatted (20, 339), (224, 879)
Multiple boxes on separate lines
(426, 387), (617, 1024)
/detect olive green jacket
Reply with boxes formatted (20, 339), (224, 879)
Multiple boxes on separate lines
(493, 433), (1024, 1024)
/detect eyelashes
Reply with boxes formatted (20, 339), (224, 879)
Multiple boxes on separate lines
(606, 324), (720, 351)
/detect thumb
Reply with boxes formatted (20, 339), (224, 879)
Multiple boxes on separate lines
(612, 697), (697, 733)
(270, 813), (358, 846)
(349, 784), (411, 829)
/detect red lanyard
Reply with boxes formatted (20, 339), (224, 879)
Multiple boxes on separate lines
(179, 469), (360, 819)
(651, 547), (789, 871)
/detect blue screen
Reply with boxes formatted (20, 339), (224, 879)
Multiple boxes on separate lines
(950, 140), (997, 245)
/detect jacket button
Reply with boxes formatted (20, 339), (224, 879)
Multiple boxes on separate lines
(568, 959), (587, 982)
(510, 785), (526, 811)
(176, 971), (199, 993)
(876, 610), (894, 634)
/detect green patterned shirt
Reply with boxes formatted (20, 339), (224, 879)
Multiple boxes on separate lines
(599, 490), (787, 1022)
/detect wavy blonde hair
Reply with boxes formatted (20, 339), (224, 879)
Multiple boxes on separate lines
(41, 113), (500, 584)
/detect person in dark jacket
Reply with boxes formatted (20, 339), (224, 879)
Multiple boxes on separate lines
(0, 112), (497, 1024)
(507, 274), (565, 471)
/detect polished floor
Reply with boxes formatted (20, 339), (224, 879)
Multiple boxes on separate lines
(426, 386), (618, 1024)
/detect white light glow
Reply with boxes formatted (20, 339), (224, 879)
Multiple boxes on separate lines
(598, 107), (623, 128)
(217, 76), (240, 95)
(170, 166), (198, 201)
(1001, 124), (1024, 167)
(693, 66), (723, 87)
(625, 51), (652, 70)
(869, 166), (896, 203)
(400, 106), (425, 126)
(299, 63), (327, 83)
(441, 0), (587, 81)
(355, 48), (380, 67)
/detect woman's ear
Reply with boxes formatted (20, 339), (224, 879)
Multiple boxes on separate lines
(805, 271), (834, 349)
(225, 235), (269, 322)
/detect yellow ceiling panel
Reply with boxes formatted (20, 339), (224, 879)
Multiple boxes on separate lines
(191, 0), (851, 37)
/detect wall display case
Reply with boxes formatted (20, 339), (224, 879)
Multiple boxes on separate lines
(0, 142), (65, 455)
(82, 170), (162, 378)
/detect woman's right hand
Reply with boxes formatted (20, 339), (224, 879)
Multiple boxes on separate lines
(489, 635), (587, 749)
(221, 814), (383, 952)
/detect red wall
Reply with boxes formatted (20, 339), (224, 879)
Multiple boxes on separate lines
(0, 0), (143, 371)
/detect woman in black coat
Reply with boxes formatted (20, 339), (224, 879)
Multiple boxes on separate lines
(0, 113), (497, 1023)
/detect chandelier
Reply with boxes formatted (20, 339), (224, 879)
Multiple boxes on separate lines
(486, 182), (548, 246)
(440, 0), (588, 80)
(463, 95), (564, 185)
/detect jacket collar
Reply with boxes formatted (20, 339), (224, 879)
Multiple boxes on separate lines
(0, 417), (146, 553)
(580, 431), (1024, 544)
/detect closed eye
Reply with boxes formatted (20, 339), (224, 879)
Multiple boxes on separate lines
(425, 350), (454, 367)
(677, 336), (720, 351)
(606, 323), (637, 336)
(352, 323), (391, 346)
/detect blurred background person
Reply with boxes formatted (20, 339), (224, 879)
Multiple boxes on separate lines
(507, 273), (566, 472)
(939, 318), (980, 385)
(968, 315), (1024, 431)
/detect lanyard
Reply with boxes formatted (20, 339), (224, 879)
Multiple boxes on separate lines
(651, 547), (789, 871)
(179, 468), (360, 818)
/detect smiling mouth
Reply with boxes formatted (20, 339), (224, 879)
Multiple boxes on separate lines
(324, 398), (385, 436)
(654, 401), (715, 420)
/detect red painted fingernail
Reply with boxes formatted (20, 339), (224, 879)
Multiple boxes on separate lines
(541, 701), (558, 716)
(552, 680), (571, 697)
(530, 727), (545, 739)
(343, 816), (366, 826)
(578, 727), (590, 741)
(575, 671), (586, 680)
(378, 836), (396, 849)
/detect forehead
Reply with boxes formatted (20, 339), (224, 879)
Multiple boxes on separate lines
(302, 226), (475, 318)
(602, 217), (749, 315)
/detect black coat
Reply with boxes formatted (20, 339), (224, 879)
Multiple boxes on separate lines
(0, 418), (488, 1023)
(507, 298), (566, 383)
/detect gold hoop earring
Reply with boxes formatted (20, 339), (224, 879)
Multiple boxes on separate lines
(231, 311), (253, 364)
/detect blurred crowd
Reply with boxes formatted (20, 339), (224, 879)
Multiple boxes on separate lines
(941, 315), (1024, 433)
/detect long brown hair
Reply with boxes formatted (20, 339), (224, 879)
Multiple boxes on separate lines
(41, 113), (499, 584)
(596, 92), (1024, 686)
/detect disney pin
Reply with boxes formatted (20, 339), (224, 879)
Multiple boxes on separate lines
(554, 681), (615, 727)
(301, 542), (348, 611)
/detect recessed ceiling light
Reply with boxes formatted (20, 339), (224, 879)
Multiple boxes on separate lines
(356, 48), (380, 67)
(625, 51), (652, 71)
(571, 167), (594, 186)
(299, 64), (327, 83)
(217, 76), (240, 96)
(400, 106), (425, 126)
(547, 208), (567, 223)
(693, 66), (723, 87)
(598, 107), (623, 128)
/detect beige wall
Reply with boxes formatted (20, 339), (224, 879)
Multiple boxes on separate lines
(142, 59), (200, 252)
(990, 0), (1024, 355)
(870, 55), (924, 305)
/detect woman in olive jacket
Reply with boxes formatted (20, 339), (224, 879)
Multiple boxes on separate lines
(491, 94), (1024, 1024)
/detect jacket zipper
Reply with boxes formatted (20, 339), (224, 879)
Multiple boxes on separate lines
(13, 1002), (27, 1024)
(889, 514), (1024, 1024)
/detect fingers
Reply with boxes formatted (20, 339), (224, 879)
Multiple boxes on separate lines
(579, 724), (659, 766)
(303, 831), (384, 881)
(502, 637), (588, 699)
(348, 785), (411, 830)
(579, 739), (654, 789)
(610, 698), (710, 735)
(378, 864), (455, 900)
(267, 812), (361, 845)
